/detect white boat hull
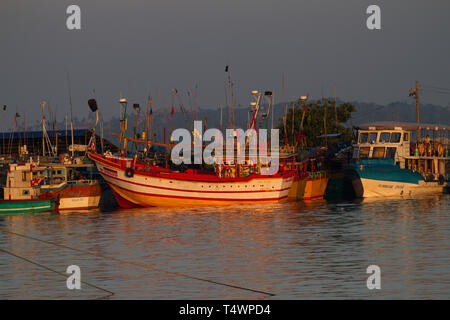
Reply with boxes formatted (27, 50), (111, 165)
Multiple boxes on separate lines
(58, 196), (101, 210)
(358, 178), (444, 198)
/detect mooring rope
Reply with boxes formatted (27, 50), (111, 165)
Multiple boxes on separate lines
(0, 247), (114, 299)
(1, 230), (275, 297)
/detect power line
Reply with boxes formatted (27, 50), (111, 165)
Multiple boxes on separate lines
(421, 85), (450, 92)
(421, 88), (450, 95)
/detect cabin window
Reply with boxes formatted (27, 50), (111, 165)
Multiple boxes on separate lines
(359, 147), (370, 158)
(369, 133), (377, 143)
(22, 189), (30, 196)
(386, 147), (397, 159)
(379, 132), (390, 143)
(359, 133), (368, 143)
(403, 133), (409, 142)
(57, 169), (62, 175)
(390, 132), (401, 143)
(22, 172), (28, 181)
(372, 147), (385, 158)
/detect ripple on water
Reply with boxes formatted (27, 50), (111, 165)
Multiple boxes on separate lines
(0, 194), (449, 299)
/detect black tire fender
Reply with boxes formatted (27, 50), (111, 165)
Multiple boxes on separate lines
(125, 168), (134, 178)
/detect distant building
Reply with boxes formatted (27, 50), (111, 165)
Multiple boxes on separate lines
(0, 129), (118, 156)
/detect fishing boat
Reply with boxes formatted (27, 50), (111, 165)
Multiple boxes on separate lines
(282, 149), (309, 201)
(28, 97), (102, 210)
(0, 199), (56, 214)
(287, 165), (308, 201)
(303, 157), (329, 201)
(348, 121), (450, 197)
(88, 151), (294, 207)
(283, 146), (329, 201)
(86, 90), (296, 207)
(0, 162), (57, 214)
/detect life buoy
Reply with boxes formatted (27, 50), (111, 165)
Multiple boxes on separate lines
(31, 178), (42, 187)
(418, 143), (425, 156)
(125, 168), (134, 178)
(426, 144), (432, 156)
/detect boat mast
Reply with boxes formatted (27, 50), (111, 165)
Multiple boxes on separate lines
(146, 94), (150, 146)
(334, 85), (338, 125)
(119, 97), (128, 156)
(416, 81), (420, 126)
(324, 98), (328, 147)
(67, 73), (74, 158)
(219, 105), (223, 131)
(41, 101), (46, 156)
(194, 85), (198, 121)
(149, 97), (153, 146)
(87, 97), (99, 151)
(65, 115), (68, 152)
(133, 103), (140, 153)
(291, 96), (295, 143)
(282, 73), (288, 146)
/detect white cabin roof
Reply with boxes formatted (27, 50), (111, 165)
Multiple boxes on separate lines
(357, 121), (450, 131)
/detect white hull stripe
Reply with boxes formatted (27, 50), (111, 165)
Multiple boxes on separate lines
(0, 205), (52, 212)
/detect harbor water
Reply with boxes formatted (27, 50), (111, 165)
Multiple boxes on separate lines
(0, 194), (449, 299)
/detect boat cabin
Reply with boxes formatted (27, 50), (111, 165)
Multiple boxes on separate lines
(2, 163), (41, 200)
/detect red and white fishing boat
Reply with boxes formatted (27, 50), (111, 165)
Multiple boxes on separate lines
(88, 152), (294, 207)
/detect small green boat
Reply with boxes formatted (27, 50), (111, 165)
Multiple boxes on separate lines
(0, 162), (58, 215)
(0, 199), (57, 214)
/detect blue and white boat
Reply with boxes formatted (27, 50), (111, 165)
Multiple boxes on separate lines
(348, 121), (449, 198)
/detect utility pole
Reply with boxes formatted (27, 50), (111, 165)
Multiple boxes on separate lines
(415, 80), (420, 141)
(409, 80), (420, 140)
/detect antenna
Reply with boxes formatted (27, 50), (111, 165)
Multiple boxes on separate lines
(67, 72), (74, 158)
(282, 73), (288, 146)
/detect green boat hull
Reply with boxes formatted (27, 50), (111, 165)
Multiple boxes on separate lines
(0, 199), (56, 214)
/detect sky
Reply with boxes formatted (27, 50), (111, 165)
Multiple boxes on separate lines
(1, 0), (450, 129)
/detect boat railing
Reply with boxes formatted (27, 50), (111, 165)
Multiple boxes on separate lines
(408, 141), (450, 158)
